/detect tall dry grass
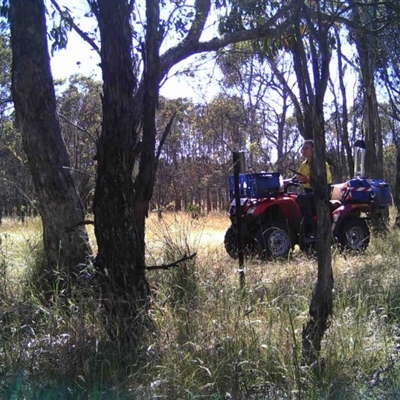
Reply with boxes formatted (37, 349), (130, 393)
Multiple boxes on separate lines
(0, 212), (400, 398)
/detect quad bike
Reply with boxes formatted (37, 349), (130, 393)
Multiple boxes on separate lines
(224, 141), (391, 260)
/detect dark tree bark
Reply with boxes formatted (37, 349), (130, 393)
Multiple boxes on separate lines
(383, 77), (400, 227)
(92, 0), (165, 342)
(287, 0), (334, 365)
(91, 0), (151, 342)
(9, 0), (91, 272)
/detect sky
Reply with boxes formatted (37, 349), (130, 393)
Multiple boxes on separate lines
(50, 33), (100, 81)
(48, 1), (99, 78)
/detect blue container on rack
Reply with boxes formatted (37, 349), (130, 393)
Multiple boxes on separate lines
(229, 173), (282, 199)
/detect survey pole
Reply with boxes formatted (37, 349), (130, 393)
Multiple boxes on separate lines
(233, 151), (245, 288)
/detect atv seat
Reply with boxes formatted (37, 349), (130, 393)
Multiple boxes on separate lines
(329, 200), (341, 212)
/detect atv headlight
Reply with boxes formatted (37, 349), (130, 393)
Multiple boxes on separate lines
(247, 206), (257, 215)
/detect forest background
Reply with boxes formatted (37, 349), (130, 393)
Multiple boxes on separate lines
(4, 0), (399, 219)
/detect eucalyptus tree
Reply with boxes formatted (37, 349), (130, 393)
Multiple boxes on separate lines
(0, 21), (29, 216)
(191, 101), (239, 211)
(328, 24), (354, 179)
(278, 1), (335, 365)
(186, 96), (252, 208)
(216, 42), (276, 170)
(218, 0), (348, 364)
(371, 0), (400, 225)
(0, 22), (11, 114)
(216, 40), (299, 171)
(87, 0), (296, 342)
(348, 0), (384, 178)
(9, 0), (92, 273)
(203, 93), (253, 160)
(0, 120), (31, 216)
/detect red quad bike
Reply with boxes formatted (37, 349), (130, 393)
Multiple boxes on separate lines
(224, 141), (391, 260)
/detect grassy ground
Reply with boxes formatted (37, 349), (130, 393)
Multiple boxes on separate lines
(1, 212), (400, 398)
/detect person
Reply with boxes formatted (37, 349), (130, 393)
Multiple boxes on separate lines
(295, 139), (332, 238)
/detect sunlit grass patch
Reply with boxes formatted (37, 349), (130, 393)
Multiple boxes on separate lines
(146, 211), (230, 261)
(0, 217), (43, 294)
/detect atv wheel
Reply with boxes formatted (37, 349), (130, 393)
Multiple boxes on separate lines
(338, 218), (370, 251)
(224, 227), (238, 259)
(256, 221), (293, 260)
(224, 226), (257, 259)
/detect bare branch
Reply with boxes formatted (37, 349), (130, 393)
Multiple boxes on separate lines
(156, 112), (176, 161)
(146, 253), (197, 270)
(58, 113), (97, 144)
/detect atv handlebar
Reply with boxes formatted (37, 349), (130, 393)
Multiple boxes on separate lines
(283, 176), (306, 190)
(288, 168), (307, 179)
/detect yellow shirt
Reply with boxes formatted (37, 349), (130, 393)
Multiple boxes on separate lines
(298, 160), (332, 189)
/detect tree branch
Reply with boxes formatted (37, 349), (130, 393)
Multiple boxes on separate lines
(159, 3), (293, 81)
(184, 0), (211, 44)
(50, 0), (100, 53)
(156, 112), (175, 162)
(58, 113), (97, 143)
(146, 252), (197, 270)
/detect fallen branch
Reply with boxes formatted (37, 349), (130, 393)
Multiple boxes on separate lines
(146, 253), (197, 270)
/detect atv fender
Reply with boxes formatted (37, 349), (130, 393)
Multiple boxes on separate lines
(331, 203), (370, 237)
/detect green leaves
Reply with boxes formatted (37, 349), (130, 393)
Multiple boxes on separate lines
(49, 8), (73, 55)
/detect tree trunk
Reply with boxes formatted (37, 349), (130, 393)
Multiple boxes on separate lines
(206, 185), (212, 213)
(92, 0), (160, 343)
(10, 0), (91, 273)
(394, 144), (400, 228)
(363, 77), (383, 178)
(301, 112), (334, 365)
(288, 1), (334, 365)
(334, 27), (354, 178)
(351, 1), (383, 179)
(302, 200), (333, 364)
(350, 2), (387, 232)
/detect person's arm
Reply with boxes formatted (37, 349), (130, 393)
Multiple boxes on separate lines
(297, 163), (311, 184)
